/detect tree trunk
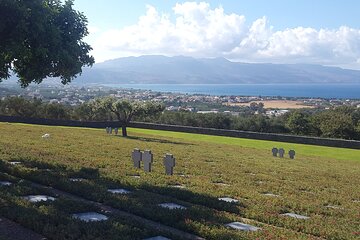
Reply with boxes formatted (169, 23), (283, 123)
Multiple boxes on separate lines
(121, 125), (127, 137)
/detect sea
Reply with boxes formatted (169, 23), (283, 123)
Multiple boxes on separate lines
(103, 84), (360, 99)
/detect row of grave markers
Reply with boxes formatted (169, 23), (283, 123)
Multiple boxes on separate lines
(132, 149), (176, 175)
(272, 148), (296, 159)
(106, 127), (119, 135)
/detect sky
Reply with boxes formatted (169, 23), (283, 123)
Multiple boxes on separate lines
(72, 1), (360, 69)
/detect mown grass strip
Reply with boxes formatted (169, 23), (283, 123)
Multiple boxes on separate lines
(129, 128), (360, 161)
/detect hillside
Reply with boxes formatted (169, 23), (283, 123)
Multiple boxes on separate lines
(0, 123), (359, 239)
(74, 55), (360, 84)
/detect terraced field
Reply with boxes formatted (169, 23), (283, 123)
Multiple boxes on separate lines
(0, 122), (359, 239)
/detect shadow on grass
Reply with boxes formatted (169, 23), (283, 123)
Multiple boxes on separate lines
(124, 136), (195, 146)
(0, 158), (244, 239)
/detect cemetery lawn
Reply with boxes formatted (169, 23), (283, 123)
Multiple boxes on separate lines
(0, 122), (359, 240)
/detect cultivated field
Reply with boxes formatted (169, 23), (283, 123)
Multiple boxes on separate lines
(0, 123), (359, 239)
(224, 100), (315, 109)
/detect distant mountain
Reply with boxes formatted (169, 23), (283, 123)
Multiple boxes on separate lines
(74, 55), (360, 84)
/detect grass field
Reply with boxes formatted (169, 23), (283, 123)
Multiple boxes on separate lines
(0, 122), (359, 239)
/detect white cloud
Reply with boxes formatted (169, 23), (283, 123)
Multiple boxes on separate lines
(91, 2), (360, 69)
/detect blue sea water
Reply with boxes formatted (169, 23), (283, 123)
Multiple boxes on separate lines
(103, 84), (360, 99)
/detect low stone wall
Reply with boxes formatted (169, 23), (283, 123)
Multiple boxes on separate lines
(0, 115), (359, 149)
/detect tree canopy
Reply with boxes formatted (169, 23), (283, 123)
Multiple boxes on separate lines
(98, 97), (165, 136)
(0, 0), (94, 87)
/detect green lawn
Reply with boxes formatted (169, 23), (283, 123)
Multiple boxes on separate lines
(0, 123), (359, 239)
(130, 128), (360, 161)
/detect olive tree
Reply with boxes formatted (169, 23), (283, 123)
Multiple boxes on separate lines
(100, 97), (164, 137)
(0, 0), (94, 87)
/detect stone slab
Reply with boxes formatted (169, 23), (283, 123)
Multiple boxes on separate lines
(225, 222), (261, 231)
(69, 178), (85, 182)
(72, 212), (108, 222)
(281, 213), (310, 219)
(144, 236), (171, 240)
(0, 181), (12, 186)
(108, 188), (131, 194)
(158, 203), (186, 210)
(263, 193), (280, 197)
(325, 205), (343, 210)
(23, 195), (56, 203)
(169, 185), (186, 189)
(218, 197), (239, 203)
(9, 161), (21, 165)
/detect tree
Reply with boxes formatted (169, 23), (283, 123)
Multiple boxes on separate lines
(1, 96), (42, 117)
(100, 97), (165, 137)
(313, 111), (355, 139)
(286, 110), (312, 135)
(0, 0), (94, 87)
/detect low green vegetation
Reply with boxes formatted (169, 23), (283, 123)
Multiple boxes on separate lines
(1, 96), (360, 140)
(0, 123), (359, 239)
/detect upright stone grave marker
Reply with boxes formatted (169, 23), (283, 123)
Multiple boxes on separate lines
(164, 154), (175, 175)
(278, 148), (285, 158)
(106, 127), (109, 134)
(132, 149), (142, 168)
(114, 128), (119, 135)
(143, 150), (153, 172)
(109, 127), (112, 134)
(289, 150), (296, 159)
(272, 148), (278, 157)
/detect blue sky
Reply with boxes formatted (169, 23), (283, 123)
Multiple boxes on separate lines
(73, 0), (360, 30)
(72, 1), (360, 69)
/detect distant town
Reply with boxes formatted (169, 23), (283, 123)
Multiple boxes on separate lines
(1, 83), (360, 118)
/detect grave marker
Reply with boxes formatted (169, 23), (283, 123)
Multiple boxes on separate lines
(225, 222), (261, 231)
(281, 213), (309, 219)
(164, 154), (175, 175)
(132, 149), (142, 168)
(272, 148), (278, 157)
(143, 150), (153, 172)
(0, 181), (12, 186)
(23, 195), (56, 203)
(158, 203), (186, 210)
(278, 148), (285, 158)
(72, 212), (108, 222)
(289, 150), (296, 159)
(114, 128), (119, 135)
(218, 197), (239, 203)
(108, 188), (131, 194)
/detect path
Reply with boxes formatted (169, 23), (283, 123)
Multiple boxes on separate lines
(0, 217), (47, 240)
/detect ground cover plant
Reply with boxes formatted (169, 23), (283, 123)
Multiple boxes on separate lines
(0, 122), (359, 239)
(0, 172), (163, 240)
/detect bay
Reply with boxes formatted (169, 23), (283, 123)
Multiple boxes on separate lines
(103, 84), (360, 99)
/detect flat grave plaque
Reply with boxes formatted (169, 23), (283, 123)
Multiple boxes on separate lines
(225, 222), (261, 231)
(263, 193), (280, 197)
(9, 161), (21, 165)
(69, 178), (85, 182)
(281, 213), (309, 219)
(107, 188), (131, 194)
(72, 212), (108, 222)
(0, 181), (12, 186)
(218, 197), (239, 203)
(23, 195), (56, 203)
(143, 236), (171, 240)
(158, 203), (186, 210)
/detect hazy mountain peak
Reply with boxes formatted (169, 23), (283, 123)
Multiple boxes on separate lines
(78, 55), (360, 85)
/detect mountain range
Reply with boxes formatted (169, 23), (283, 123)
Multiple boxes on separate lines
(75, 56), (360, 84)
(36, 55), (360, 84)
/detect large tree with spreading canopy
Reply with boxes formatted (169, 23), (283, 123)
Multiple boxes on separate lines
(0, 0), (94, 87)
